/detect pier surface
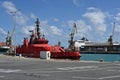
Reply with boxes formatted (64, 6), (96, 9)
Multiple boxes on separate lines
(0, 55), (120, 80)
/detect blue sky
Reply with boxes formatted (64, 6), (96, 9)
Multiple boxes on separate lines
(0, 0), (120, 47)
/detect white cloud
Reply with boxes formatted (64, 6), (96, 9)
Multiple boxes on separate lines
(109, 22), (120, 41)
(39, 20), (62, 36)
(16, 15), (28, 25)
(53, 18), (59, 22)
(87, 7), (99, 11)
(84, 7), (106, 24)
(21, 25), (35, 35)
(83, 7), (107, 36)
(113, 13), (120, 33)
(2, 1), (38, 37)
(115, 13), (120, 21)
(2, 1), (21, 16)
(50, 26), (62, 35)
(76, 20), (92, 33)
(72, 0), (81, 7)
(40, 20), (50, 36)
(2, 1), (17, 13)
(30, 13), (37, 20)
(68, 20), (91, 37)
(2, 1), (29, 26)
(113, 23), (120, 33)
(21, 20), (62, 37)
(0, 27), (7, 35)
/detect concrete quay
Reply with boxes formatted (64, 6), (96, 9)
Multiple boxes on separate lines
(0, 55), (120, 80)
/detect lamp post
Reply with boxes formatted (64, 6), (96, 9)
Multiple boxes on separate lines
(10, 9), (20, 56)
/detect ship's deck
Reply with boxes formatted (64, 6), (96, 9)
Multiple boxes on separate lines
(0, 55), (120, 80)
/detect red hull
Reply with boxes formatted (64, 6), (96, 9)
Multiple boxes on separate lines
(16, 44), (81, 60)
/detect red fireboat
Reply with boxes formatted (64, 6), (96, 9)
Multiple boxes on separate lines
(16, 18), (81, 60)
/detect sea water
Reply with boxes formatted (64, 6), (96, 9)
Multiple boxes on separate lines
(0, 52), (5, 54)
(80, 53), (120, 62)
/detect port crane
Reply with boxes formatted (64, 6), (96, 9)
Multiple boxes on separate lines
(112, 22), (115, 40)
(9, 9), (20, 55)
(108, 22), (115, 45)
(68, 23), (77, 50)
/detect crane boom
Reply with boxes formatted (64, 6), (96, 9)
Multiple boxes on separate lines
(112, 22), (115, 39)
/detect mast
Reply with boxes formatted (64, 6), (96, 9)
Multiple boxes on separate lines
(35, 18), (41, 38)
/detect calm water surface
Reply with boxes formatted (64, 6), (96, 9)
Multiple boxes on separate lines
(80, 53), (120, 62)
